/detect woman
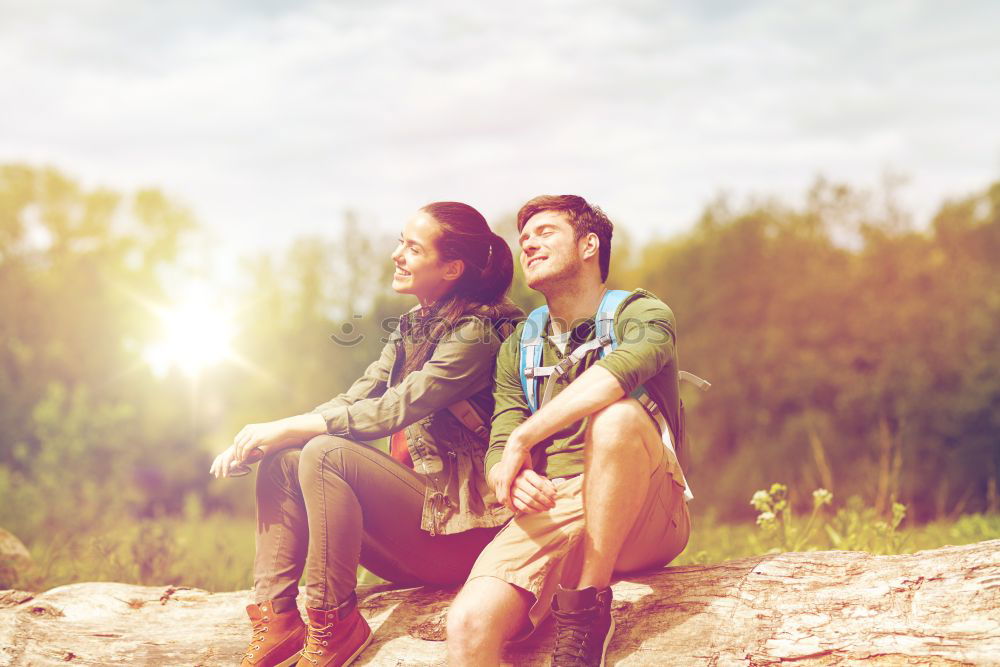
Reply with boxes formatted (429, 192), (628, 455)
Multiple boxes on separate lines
(210, 202), (520, 667)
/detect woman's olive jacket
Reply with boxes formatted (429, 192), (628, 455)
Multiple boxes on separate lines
(310, 301), (521, 536)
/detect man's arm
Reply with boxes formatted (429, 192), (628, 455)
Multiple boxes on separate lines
(483, 330), (529, 473)
(593, 296), (676, 397)
(490, 296), (677, 509)
(484, 331), (560, 513)
(504, 297), (676, 454)
(489, 364), (625, 512)
(510, 365), (624, 449)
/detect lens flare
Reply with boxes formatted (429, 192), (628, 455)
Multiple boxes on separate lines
(143, 299), (234, 378)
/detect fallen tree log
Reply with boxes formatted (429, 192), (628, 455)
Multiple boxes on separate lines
(1, 539), (998, 666)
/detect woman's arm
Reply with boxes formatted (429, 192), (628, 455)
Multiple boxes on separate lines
(310, 335), (397, 415)
(318, 317), (500, 441)
(211, 336), (398, 477)
(211, 412), (329, 478)
(212, 317), (497, 477)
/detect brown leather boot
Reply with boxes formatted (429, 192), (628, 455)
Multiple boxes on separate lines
(296, 599), (373, 667)
(241, 599), (306, 667)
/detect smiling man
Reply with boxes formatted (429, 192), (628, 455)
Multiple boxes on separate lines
(446, 195), (692, 666)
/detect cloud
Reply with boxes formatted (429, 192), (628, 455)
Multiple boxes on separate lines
(0, 0), (997, 265)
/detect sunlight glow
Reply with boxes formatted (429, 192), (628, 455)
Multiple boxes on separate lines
(143, 298), (235, 378)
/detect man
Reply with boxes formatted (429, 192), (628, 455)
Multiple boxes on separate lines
(446, 195), (692, 666)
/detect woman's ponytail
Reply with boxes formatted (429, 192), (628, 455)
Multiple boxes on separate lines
(471, 232), (514, 305)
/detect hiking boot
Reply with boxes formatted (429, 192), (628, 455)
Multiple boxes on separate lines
(241, 599), (306, 667)
(296, 598), (373, 667)
(550, 585), (615, 667)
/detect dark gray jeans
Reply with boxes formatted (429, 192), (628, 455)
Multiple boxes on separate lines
(254, 435), (499, 609)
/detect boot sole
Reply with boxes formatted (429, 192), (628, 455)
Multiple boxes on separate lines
(599, 616), (616, 667)
(274, 651), (301, 667)
(341, 630), (374, 667)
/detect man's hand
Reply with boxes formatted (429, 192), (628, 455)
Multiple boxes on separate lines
(488, 431), (557, 513)
(488, 445), (529, 512)
(509, 469), (557, 514)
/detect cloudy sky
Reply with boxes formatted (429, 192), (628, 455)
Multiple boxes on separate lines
(2, 0), (998, 262)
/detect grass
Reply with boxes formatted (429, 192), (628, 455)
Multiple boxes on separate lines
(17, 515), (256, 592)
(7, 507), (1000, 593)
(0, 486), (990, 667)
(677, 511), (1000, 566)
(10, 514), (392, 593)
(679, 484), (1000, 565)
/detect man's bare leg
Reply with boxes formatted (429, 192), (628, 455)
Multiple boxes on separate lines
(575, 398), (662, 589)
(447, 575), (533, 666)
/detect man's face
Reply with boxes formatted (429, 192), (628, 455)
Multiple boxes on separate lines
(518, 210), (584, 290)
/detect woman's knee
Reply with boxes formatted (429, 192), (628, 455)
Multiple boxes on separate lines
(256, 447), (301, 492)
(297, 435), (364, 487)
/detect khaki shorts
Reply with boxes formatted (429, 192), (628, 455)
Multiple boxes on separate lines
(466, 446), (690, 638)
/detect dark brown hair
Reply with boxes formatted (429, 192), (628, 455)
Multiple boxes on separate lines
(516, 194), (614, 282)
(400, 202), (515, 377)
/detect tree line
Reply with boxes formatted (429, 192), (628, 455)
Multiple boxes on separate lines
(1, 165), (997, 545)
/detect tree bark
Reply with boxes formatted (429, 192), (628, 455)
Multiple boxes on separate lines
(1, 540), (997, 666)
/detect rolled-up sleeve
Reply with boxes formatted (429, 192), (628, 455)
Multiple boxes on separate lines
(311, 339), (395, 419)
(319, 318), (501, 440)
(594, 300), (676, 395)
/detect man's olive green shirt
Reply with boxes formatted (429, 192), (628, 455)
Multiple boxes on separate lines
(485, 289), (682, 480)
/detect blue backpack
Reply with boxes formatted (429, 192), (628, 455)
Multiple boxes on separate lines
(517, 289), (709, 500)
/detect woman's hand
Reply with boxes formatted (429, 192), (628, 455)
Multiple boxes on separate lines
(209, 444), (252, 479)
(232, 419), (296, 463)
(210, 414), (328, 478)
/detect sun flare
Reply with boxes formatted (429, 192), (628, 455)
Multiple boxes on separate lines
(143, 299), (235, 378)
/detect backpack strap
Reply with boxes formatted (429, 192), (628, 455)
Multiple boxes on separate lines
(636, 391), (695, 502)
(446, 317), (522, 440)
(595, 289), (631, 358)
(536, 290), (632, 408)
(520, 305), (551, 413)
(447, 399), (489, 439)
(538, 336), (606, 407)
(679, 370), (712, 391)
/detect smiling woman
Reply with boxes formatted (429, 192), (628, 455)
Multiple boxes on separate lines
(207, 201), (522, 667)
(142, 298), (235, 378)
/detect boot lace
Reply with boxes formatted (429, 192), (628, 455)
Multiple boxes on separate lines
(300, 622), (334, 665)
(552, 606), (597, 666)
(243, 614), (270, 661)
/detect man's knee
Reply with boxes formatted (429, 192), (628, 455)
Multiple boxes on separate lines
(586, 399), (657, 457)
(446, 591), (484, 649)
(447, 584), (496, 654)
(447, 578), (528, 652)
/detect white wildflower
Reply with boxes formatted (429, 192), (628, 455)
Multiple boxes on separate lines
(812, 488), (833, 507)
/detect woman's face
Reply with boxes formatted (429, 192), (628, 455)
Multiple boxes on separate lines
(391, 211), (463, 305)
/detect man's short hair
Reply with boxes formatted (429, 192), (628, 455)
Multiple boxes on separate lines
(516, 195), (614, 282)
